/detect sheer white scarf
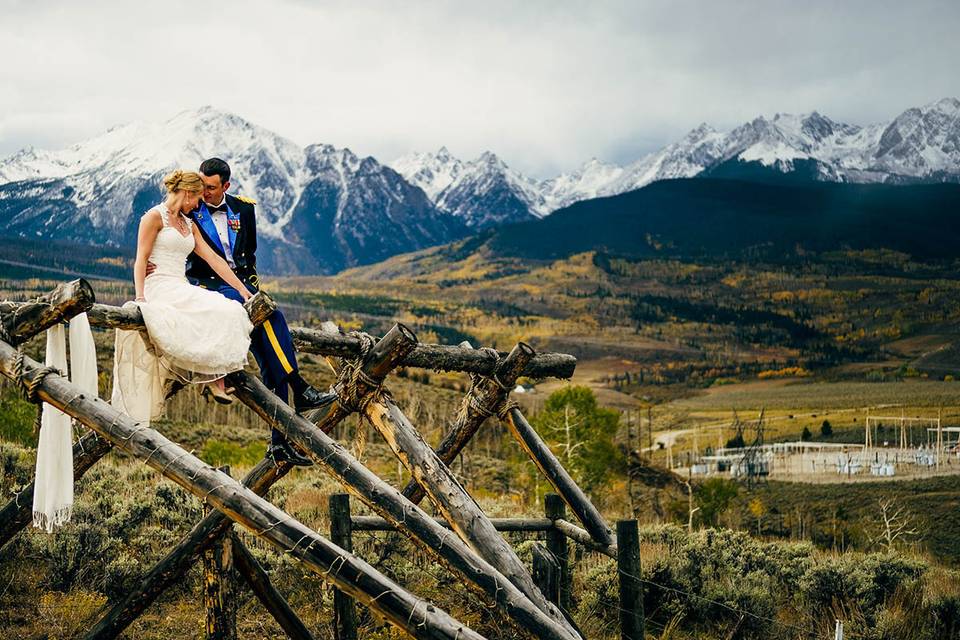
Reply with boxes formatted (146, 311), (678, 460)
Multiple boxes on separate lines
(32, 313), (98, 532)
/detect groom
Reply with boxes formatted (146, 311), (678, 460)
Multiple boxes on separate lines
(186, 157), (334, 466)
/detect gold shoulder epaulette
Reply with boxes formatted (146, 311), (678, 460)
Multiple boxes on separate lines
(236, 195), (257, 204)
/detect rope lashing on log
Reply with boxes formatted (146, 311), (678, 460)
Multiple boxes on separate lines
(331, 330), (389, 414)
(458, 346), (521, 422)
(400, 342), (534, 508)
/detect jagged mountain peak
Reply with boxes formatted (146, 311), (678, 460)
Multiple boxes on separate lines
(389, 97), (960, 234)
(924, 96), (960, 112)
(872, 97), (960, 177)
(473, 150), (509, 170)
(391, 146), (466, 201)
(305, 143), (361, 167)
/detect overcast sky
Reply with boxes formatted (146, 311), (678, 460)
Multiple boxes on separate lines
(1, 0), (958, 177)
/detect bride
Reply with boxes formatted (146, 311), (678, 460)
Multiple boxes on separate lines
(112, 170), (254, 418)
(32, 169), (255, 532)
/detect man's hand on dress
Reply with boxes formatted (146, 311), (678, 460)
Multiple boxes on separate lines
(145, 261), (157, 276)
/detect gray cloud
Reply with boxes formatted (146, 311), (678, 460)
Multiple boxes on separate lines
(1, 0), (958, 177)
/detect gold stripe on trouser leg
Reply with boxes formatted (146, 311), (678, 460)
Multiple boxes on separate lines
(262, 319), (294, 374)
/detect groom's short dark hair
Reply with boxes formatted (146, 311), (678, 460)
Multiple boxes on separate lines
(199, 157), (231, 184)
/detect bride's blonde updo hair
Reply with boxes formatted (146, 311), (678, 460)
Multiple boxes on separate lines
(162, 169), (204, 194)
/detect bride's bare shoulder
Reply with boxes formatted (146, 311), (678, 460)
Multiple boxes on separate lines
(139, 208), (163, 228)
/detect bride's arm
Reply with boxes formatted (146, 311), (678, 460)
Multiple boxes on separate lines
(191, 225), (253, 301)
(134, 211), (163, 301)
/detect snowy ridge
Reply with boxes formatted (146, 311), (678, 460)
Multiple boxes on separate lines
(1, 98), (958, 273)
(390, 146), (464, 201)
(393, 98), (960, 225)
(0, 106), (463, 273)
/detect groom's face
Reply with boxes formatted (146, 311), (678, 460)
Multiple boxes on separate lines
(200, 173), (230, 206)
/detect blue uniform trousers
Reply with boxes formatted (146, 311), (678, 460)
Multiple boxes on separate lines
(214, 281), (298, 446)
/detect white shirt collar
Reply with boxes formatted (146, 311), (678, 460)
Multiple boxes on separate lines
(206, 194), (227, 210)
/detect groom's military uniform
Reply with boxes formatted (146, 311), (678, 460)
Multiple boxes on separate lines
(186, 193), (301, 446)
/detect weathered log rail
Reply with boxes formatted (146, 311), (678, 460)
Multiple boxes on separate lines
(33, 299), (574, 378)
(0, 281), (643, 639)
(291, 326), (576, 379)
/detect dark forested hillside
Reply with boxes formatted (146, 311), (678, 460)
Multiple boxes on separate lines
(486, 178), (960, 262)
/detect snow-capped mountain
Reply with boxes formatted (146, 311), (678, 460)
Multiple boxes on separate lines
(0, 107), (464, 274)
(0, 107), (307, 239)
(392, 149), (544, 229)
(2, 98), (958, 275)
(871, 97), (960, 180)
(390, 146), (464, 201)
(394, 98), (960, 225)
(280, 144), (464, 273)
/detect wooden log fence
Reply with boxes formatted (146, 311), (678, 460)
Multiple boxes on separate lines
(0, 340), (486, 640)
(0, 282), (643, 639)
(228, 370), (582, 640)
(333, 493), (645, 640)
(82, 302), (583, 639)
(314, 327), (576, 636)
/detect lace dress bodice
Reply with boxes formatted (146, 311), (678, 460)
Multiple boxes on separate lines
(148, 205), (195, 280)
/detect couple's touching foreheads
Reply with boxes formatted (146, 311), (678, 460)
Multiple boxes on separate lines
(113, 157), (335, 467)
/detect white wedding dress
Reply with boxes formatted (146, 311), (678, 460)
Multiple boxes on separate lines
(110, 203), (253, 423)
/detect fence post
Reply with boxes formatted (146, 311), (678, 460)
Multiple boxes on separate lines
(544, 493), (570, 610)
(531, 543), (560, 604)
(329, 493), (358, 640)
(616, 520), (644, 640)
(203, 465), (237, 640)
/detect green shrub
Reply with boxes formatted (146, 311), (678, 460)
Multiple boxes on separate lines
(0, 385), (40, 447)
(0, 440), (34, 495)
(575, 558), (619, 636)
(799, 553), (926, 624)
(37, 589), (107, 638)
(200, 439), (266, 467)
(927, 594), (960, 640)
(695, 478), (739, 527)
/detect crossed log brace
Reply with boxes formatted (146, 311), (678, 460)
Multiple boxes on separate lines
(0, 279), (617, 640)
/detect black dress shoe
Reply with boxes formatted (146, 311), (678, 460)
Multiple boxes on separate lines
(266, 442), (314, 467)
(294, 386), (338, 412)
